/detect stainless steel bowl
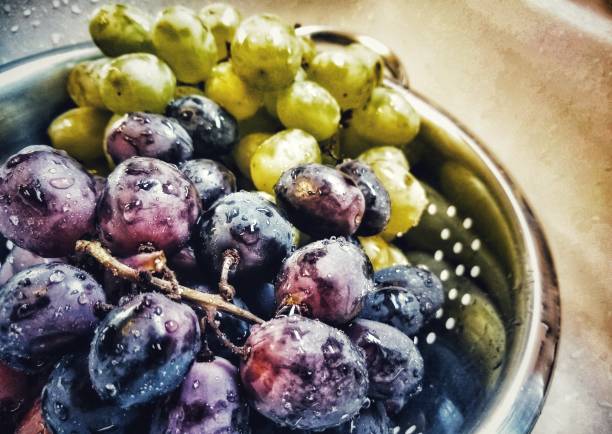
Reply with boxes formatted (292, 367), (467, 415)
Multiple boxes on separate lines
(0, 41), (560, 434)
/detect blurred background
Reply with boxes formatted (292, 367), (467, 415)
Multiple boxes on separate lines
(0, 1), (611, 433)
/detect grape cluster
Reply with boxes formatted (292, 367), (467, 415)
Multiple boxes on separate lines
(0, 3), (437, 433)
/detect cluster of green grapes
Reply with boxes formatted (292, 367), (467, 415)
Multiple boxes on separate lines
(48, 2), (426, 266)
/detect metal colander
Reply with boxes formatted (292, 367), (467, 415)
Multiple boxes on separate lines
(0, 28), (560, 434)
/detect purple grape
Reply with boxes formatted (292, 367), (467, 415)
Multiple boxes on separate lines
(195, 191), (296, 285)
(0, 361), (32, 433)
(105, 113), (194, 165)
(345, 319), (424, 414)
(274, 163), (365, 237)
(324, 402), (391, 434)
(240, 315), (369, 431)
(42, 353), (141, 434)
(168, 244), (206, 283)
(0, 245), (64, 286)
(0, 263), (106, 372)
(0, 145), (97, 257)
(151, 357), (250, 434)
(88, 292), (201, 408)
(275, 238), (374, 325)
(92, 175), (106, 201)
(373, 265), (444, 320)
(179, 159), (237, 210)
(166, 95), (239, 158)
(360, 285), (424, 336)
(337, 160), (391, 236)
(97, 157), (201, 256)
(241, 281), (276, 320)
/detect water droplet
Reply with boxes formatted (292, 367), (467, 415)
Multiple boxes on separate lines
(164, 320), (178, 333)
(49, 177), (75, 189)
(9, 215), (18, 225)
(154, 306), (163, 315)
(105, 384), (118, 397)
(49, 270), (65, 283)
(192, 379), (200, 389)
(77, 293), (89, 305)
(10, 25), (19, 33)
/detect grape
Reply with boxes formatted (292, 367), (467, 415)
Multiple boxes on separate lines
(0, 145), (97, 257)
(360, 285), (423, 336)
(240, 315), (369, 430)
(352, 87), (420, 147)
(166, 95), (239, 158)
(299, 36), (317, 67)
(0, 361), (31, 432)
(198, 3), (242, 60)
(0, 263), (106, 372)
(337, 160), (391, 236)
(373, 265), (444, 320)
(358, 236), (393, 271)
(16, 399), (50, 434)
(42, 353), (141, 434)
(232, 132), (272, 178)
(308, 48), (376, 110)
(104, 112), (193, 165)
(339, 123), (373, 159)
(275, 237), (373, 324)
(250, 129), (321, 194)
(195, 191), (296, 285)
(180, 159), (236, 210)
(324, 402), (391, 434)
(167, 245), (205, 283)
(357, 146), (409, 169)
(345, 319), (424, 414)
(0, 245), (63, 286)
(241, 281), (276, 320)
(277, 80), (341, 140)
(100, 53), (176, 114)
(88, 292), (201, 408)
(205, 61), (263, 121)
(97, 157), (201, 256)
(387, 244), (410, 266)
(347, 43), (384, 85)
(151, 357), (249, 434)
(92, 175), (106, 201)
(89, 4), (154, 57)
(231, 14), (302, 91)
(67, 59), (109, 109)
(263, 68), (307, 118)
(237, 109), (282, 138)
(274, 164), (365, 238)
(174, 85), (205, 99)
(152, 6), (218, 84)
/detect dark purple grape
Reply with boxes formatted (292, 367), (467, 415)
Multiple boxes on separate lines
(42, 353), (140, 434)
(241, 281), (276, 320)
(0, 263), (106, 372)
(166, 95), (239, 158)
(0, 361), (31, 433)
(274, 163), (366, 238)
(151, 357), (250, 434)
(240, 315), (369, 431)
(337, 160), (391, 236)
(195, 191), (296, 285)
(0, 145), (97, 257)
(168, 244), (207, 283)
(180, 159), (237, 210)
(0, 245), (64, 286)
(88, 292), (201, 408)
(373, 265), (444, 320)
(97, 157), (201, 256)
(360, 285), (424, 336)
(345, 319), (424, 414)
(105, 112), (194, 165)
(92, 175), (106, 201)
(275, 238), (373, 325)
(323, 401), (391, 434)
(249, 410), (306, 433)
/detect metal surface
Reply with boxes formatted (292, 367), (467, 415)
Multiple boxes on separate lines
(0, 42), (560, 434)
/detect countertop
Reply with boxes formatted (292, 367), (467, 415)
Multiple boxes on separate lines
(1, 1), (610, 433)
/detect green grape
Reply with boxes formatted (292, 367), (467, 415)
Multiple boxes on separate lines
(174, 85), (205, 98)
(299, 36), (317, 67)
(205, 61), (263, 120)
(48, 107), (112, 163)
(308, 48), (375, 110)
(102, 114), (124, 168)
(276, 80), (340, 140)
(339, 123), (372, 158)
(237, 109), (282, 138)
(231, 14), (301, 91)
(352, 86), (420, 147)
(263, 68), (307, 118)
(358, 235), (392, 271)
(250, 129), (321, 194)
(347, 43), (383, 85)
(387, 244), (410, 266)
(100, 53), (176, 114)
(152, 6), (217, 84)
(368, 159), (427, 239)
(198, 3), (241, 60)
(67, 58), (109, 109)
(89, 4), (154, 57)
(358, 145), (409, 170)
(232, 132), (272, 178)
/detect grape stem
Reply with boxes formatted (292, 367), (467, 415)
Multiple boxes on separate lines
(219, 249), (239, 301)
(75, 240), (264, 324)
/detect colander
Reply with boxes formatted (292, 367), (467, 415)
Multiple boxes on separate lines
(0, 28), (560, 434)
